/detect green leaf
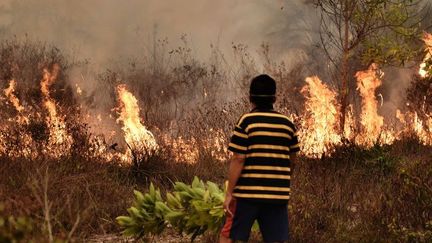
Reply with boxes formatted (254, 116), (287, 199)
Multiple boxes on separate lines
(134, 190), (145, 204)
(127, 207), (141, 218)
(116, 216), (134, 226)
(149, 183), (156, 198)
(117, 177), (226, 240)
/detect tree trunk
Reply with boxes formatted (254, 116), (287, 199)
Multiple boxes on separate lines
(340, 14), (350, 134)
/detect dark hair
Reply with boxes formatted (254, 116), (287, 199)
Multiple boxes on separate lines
(249, 74), (276, 109)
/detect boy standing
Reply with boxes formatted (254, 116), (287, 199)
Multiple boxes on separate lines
(220, 74), (300, 243)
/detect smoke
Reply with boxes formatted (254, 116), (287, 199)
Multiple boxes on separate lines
(380, 67), (416, 119)
(0, 0), (422, 125)
(0, 0), (320, 110)
(0, 0), (323, 138)
(0, 0), (319, 68)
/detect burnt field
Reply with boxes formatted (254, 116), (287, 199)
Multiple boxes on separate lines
(0, 33), (431, 242)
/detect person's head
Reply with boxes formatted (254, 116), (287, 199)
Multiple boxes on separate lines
(249, 74), (276, 109)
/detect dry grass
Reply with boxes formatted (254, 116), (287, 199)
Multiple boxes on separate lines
(290, 138), (432, 242)
(0, 39), (431, 242)
(1, 138), (431, 242)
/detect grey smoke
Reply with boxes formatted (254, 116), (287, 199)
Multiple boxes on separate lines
(0, 0), (319, 68)
(0, 0), (323, 137)
(0, 0), (420, 122)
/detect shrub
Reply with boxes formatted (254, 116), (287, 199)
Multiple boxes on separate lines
(117, 177), (225, 242)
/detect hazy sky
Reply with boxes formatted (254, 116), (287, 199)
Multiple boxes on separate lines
(0, 0), (319, 67)
(0, 0), (422, 120)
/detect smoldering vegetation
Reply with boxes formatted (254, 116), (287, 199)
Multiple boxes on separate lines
(0, 37), (301, 242)
(0, 35), (430, 242)
(0, 0), (432, 241)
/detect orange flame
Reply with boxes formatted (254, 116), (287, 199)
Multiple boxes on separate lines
(355, 63), (384, 147)
(1, 44), (431, 160)
(75, 84), (83, 95)
(115, 84), (157, 156)
(4, 80), (29, 125)
(4, 80), (24, 113)
(162, 135), (199, 163)
(299, 76), (341, 158)
(419, 32), (432, 78)
(1, 80), (34, 157)
(205, 128), (229, 162)
(40, 65), (72, 155)
(396, 110), (432, 145)
(343, 104), (356, 141)
(411, 112), (431, 145)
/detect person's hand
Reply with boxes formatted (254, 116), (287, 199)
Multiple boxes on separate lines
(223, 193), (233, 216)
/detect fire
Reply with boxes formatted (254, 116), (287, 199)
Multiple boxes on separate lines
(4, 80), (28, 124)
(4, 80), (24, 113)
(205, 128), (229, 162)
(115, 84), (158, 157)
(396, 110), (432, 145)
(162, 135), (199, 163)
(1, 34), (432, 161)
(355, 63), (384, 147)
(419, 32), (432, 78)
(299, 76), (341, 158)
(343, 104), (356, 141)
(426, 116), (432, 145)
(159, 126), (227, 164)
(296, 62), (430, 157)
(1, 79), (35, 158)
(40, 64), (72, 156)
(76, 84), (83, 95)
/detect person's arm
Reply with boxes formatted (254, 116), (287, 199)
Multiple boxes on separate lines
(223, 115), (248, 216)
(290, 153), (297, 170)
(227, 152), (246, 194)
(223, 152), (246, 216)
(288, 126), (300, 169)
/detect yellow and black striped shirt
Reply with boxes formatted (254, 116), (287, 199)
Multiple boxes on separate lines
(228, 109), (300, 203)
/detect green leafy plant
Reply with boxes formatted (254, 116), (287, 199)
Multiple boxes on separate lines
(165, 178), (225, 240)
(116, 183), (168, 238)
(116, 177), (225, 241)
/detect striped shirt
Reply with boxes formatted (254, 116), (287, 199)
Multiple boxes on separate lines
(228, 109), (300, 203)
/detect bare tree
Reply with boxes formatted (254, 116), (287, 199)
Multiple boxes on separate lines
(313, 0), (430, 130)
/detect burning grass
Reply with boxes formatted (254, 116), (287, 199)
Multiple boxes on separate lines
(0, 36), (431, 241)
